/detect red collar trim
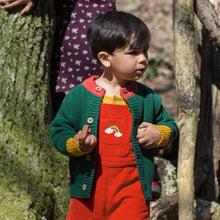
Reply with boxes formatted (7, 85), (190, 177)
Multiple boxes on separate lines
(82, 76), (106, 97)
(82, 76), (138, 99)
(120, 81), (138, 99)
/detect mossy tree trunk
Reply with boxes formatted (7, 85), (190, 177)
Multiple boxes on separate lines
(173, 0), (198, 219)
(0, 1), (69, 219)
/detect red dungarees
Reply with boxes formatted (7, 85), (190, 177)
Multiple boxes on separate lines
(66, 103), (150, 220)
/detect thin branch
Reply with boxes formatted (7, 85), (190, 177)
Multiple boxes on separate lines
(195, 0), (220, 48)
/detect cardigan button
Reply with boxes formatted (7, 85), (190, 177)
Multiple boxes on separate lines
(85, 154), (91, 161)
(82, 184), (87, 191)
(87, 117), (93, 124)
(95, 86), (102, 92)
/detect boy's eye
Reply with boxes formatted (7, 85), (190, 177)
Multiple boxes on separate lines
(128, 48), (148, 57)
(128, 50), (138, 55)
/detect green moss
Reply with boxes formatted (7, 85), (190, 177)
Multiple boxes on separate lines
(0, 3), (69, 218)
(0, 124), (69, 219)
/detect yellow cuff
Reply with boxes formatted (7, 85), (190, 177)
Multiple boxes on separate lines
(66, 135), (89, 156)
(154, 125), (171, 147)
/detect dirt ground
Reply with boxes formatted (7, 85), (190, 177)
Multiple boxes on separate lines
(116, 0), (177, 119)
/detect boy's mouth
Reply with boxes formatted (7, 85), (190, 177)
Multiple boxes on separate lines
(136, 68), (145, 75)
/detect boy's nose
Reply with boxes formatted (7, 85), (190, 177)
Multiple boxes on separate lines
(139, 53), (148, 63)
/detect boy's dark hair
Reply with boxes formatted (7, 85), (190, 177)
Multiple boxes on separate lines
(87, 11), (151, 60)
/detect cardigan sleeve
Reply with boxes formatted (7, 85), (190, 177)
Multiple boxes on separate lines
(50, 94), (78, 157)
(153, 93), (178, 145)
(66, 135), (90, 156)
(154, 125), (171, 147)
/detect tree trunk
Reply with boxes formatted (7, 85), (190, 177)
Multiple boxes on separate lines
(154, 157), (177, 197)
(0, 1), (69, 219)
(173, 0), (198, 219)
(194, 0), (220, 48)
(151, 192), (178, 220)
(194, 25), (220, 202)
(194, 0), (220, 202)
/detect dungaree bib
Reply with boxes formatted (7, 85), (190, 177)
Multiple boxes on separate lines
(67, 103), (150, 220)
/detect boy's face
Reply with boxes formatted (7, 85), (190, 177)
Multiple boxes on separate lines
(108, 40), (149, 84)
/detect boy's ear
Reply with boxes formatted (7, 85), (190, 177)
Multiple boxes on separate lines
(98, 51), (111, 68)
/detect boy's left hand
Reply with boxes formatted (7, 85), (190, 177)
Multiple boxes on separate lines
(136, 122), (162, 150)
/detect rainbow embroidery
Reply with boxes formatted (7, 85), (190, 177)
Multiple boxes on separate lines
(105, 125), (122, 137)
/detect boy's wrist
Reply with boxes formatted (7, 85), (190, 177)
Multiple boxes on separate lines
(66, 135), (89, 156)
(154, 125), (171, 147)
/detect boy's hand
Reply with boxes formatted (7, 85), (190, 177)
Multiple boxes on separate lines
(76, 125), (97, 153)
(0, 0), (34, 15)
(136, 122), (162, 150)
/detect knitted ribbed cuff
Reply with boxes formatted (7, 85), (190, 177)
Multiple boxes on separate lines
(154, 125), (171, 147)
(66, 135), (89, 156)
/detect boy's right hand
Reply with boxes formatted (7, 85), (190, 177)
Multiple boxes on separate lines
(0, 0), (35, 15)
(76, 125), (97, 153)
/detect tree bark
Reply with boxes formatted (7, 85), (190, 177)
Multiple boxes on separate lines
(173, 0), (198, 219)
(154, 157), (177, 197)
(194, 25), (220, 202)
(151, 192), (178, 220)
(195, 0), (220, 48)
(150, 157), (178, 219)
(150, 193), (220, 220)
(195, 198), (220, 220)
(0, 1), (69, 219)
(193, 0), (220, 202)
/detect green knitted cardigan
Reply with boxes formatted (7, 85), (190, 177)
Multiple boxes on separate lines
(50, 76), (177, 200)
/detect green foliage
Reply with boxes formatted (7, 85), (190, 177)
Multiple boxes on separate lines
(142, 53), (174, 79)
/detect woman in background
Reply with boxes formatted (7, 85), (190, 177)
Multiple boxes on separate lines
(1, 0), (116, 113)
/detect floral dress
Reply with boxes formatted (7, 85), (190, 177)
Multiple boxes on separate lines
(51, 0), (116, 93)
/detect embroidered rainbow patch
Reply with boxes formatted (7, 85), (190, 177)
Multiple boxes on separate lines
(105, 125), (122, 137)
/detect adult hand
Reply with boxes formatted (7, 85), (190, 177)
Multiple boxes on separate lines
(0, 0), (35, 15)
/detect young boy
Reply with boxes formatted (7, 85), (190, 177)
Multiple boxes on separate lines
(50, 11), (177, 220)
